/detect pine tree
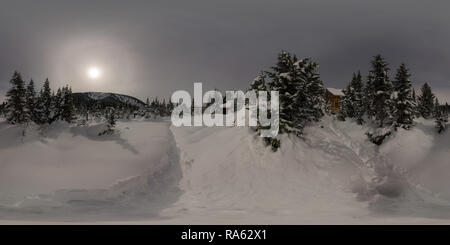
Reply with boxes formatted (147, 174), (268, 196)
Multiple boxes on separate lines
(25, 79), (37, 123)
(340, 71), (365, 124)
(60, 86), (75, 123)
(364, 73), (376, 121)
(353, 72), (365, 125)
(392, 64), (415, 129)
(37, 78), (53, 124)
(369, 55), (393, 127)
(266, 51), (324, 136)
(411, 88), (420, 117)
(5, 71), (27, 124)
(434, 99), (448, 134)
(53, 88), (63, 121)
(249, 74), (272, 133)
(418, 83), (435, 119)
(249, 73), (268, 92)
(259, 51), (324, 150)
(338, 74), (356, 121)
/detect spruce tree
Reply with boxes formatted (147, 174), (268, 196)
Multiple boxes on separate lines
(53, 88), (63, 121)
(434, 99), (448, 133)
(364, 73), (376, 121)
(369, 55), (393, 127)
(392, 64), (415, 129)
(353, 72), (365, 125)
(340, 71), (364, 124)
(411, 88), (420, 117)
(60, 86), (75, 123)
(338, 74), (355, 121)
(5, 71), (27, 124)
(249, 74), (272, 135)
(258, 51), (324, 151)
(418, 83), (435, 119)
(249, 73), (268, 92)
(25, 79), (37, 123)
(266, 51), (324, 137)
(37, 78), (53, 124)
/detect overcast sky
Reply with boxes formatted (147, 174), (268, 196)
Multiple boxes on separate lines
(0, 0), (449, 103)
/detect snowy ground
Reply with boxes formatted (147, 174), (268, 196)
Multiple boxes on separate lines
(0, 119), (182, 222)
(0, 116), (450, 224)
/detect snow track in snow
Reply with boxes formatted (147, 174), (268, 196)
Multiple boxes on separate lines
(1, 116), (450, 224)
(0, 120), (182, 222)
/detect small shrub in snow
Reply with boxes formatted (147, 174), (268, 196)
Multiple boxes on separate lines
(99, 108), (117, 136)
(366, 127), (393, 145)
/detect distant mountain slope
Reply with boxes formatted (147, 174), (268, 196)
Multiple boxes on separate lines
(72, 92), (146, 109)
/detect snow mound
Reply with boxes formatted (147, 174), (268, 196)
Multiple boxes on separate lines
(0, 120), (182, 221)
(1, 116), (450, 224)
(164, 116), (450, 224)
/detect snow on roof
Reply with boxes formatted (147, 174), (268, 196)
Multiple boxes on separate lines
(327, 88), (344, 96)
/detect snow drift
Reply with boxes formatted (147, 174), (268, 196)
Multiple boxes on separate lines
(163, 116), (450, 224)
(0, 116), (449, 224)
(0, 120), (182, 221)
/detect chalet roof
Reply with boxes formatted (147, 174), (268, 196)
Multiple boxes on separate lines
(326, 88), (344, 97)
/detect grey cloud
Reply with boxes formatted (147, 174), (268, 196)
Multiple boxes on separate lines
(0, 0), (449, 102)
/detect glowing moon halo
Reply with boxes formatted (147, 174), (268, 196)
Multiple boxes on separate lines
(88, 67), (102, 79)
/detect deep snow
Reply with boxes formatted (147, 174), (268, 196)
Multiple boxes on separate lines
(0, 119), (182, 221)
(0, 116), (449, 224)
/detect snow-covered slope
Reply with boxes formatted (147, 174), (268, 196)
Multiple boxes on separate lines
(0, 116), (449, 224)
(162, 116), (450, 224)
(0, 119), (182, 221)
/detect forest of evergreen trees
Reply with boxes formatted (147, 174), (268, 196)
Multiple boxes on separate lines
(249, 52), (449, 150)
(1, 52), (449, 146)
(0, 71), (174, 131)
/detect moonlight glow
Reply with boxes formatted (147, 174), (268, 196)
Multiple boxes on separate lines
(88, 67), (101, 79)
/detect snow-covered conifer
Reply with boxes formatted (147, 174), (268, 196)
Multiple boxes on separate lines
(418, 83), (435, 119)
(340, 71), (365, 124)
(392, 64), (415, 129)
(25, 79), (37, 123)
(5, 71), (27, 124)
(363, 73), (376, 121)
(434, 99), (448, 134)
(369, 55), (393, 127)
(37, 78), (53, 124)
(60, 86), (75, 123)
(253, 51), (325, 151)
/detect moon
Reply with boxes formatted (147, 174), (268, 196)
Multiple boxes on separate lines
(88, 67), (102, 79)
